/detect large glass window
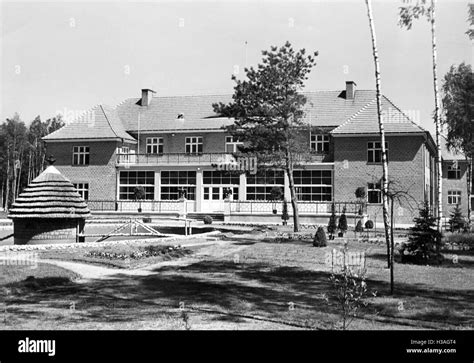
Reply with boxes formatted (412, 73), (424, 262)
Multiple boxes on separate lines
(160, 171), (196, 200)
(72, 146), (90, 165)
(367, 142), (388, 163)
(203, 170), (240, 185)
(246, 170), (285, 200)
(310, 134), (329, 153)
(185, 137), (203, 154)
(293, 170), (332, 201)
(119, 171), (154, 200)
(146, 137), (163, 154)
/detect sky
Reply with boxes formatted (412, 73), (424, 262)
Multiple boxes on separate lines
(0, 0), (472, 135)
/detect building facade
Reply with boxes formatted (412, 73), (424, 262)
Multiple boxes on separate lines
(43, 82), (464, 226)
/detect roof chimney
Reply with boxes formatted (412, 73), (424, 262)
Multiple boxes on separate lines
(141, 89), (156, 107)
(346, 81), (356, 100)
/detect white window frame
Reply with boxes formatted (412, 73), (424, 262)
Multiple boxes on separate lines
(310, 134), (330, 153)
(225, 136), (243, 153)
(185, 136), (203, 155)
(293, 170), (333, 202)
(73, 183), (89, 200)
(72, 146), (90, 165)
(146, 137), (164, 154)
(367, 142), (388, 163)
(447, 190), (461, 205)
(367, 182), (382, 204)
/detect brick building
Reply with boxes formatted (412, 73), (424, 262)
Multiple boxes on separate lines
(43, 81), (468, 226)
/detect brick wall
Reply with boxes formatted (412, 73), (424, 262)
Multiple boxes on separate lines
(134, 132), (227, 154)
(45, 141), (119, 201)
(333, 135), (426, 225)
(442, 160), (469, 218)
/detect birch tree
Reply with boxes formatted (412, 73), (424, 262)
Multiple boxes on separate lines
(365, 0), (392, 270)
(399, 0), (443, 236)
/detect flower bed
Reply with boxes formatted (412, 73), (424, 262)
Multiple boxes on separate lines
(85, 245), (189, 261)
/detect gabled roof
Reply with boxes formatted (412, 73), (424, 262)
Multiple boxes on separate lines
(8, 166), (90, 219)
(43, 105), (136, 142)
(331, 96), (426, 135)
(115, 90), (378, 132)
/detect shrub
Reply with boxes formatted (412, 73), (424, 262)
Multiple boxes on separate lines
(327, 203), (338, 239)
(355, 187), (366, 200)
(364, 220), (374, 229)
(203, 215), (213, 225)
(338, 206), (348, 235)
(270, 186), (283, 201)
(449, 204), (466, 232)
(142, 217), (151, 223)
(313, 226), (327, 247)
(401, 201), (443, 265)
(355, 220), (364, 233)
(133, 186), (146, 200)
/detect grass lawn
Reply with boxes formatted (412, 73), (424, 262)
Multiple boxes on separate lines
(1, 227), (473, 330)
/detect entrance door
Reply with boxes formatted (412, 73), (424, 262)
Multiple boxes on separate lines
(202, 186), (238, 212)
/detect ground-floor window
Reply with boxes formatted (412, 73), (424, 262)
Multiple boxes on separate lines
(294, 170), (332, 201)
(73, 183), (89, 200)
(447, 190), (461, 205)
(246, 170), (284, 200)
(203, 171), (239, 201)
(119, 171), (154, 200)
(161, 171), (196, 200)
(367, 182), (382, 204)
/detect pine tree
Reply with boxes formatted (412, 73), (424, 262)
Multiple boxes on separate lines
(338, 206), (348, 236)
(281, 199), (289, 226)
(313, 226), (327, 247)
(449, 204), (465, 232)
(404, 201), (443, 265)
(327, 203), (338, 239)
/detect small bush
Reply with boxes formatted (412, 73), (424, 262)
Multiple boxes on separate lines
(313, 226), (327, 247)
(365, 220), (374, 229)
(338, 206), (348, 235)
(203, 215), (213, 225)
(355, 220), (364, 233)
(142, 217), (152, 223)
(281, 199), (289, 225)
(327, 203), (338, 239)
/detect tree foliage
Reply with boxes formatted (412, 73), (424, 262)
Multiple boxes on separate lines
(213, 42), (318, 232)
(449, 204), (466, 233)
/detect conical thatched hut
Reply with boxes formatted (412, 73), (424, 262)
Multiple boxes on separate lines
(8, 165), (90, 245)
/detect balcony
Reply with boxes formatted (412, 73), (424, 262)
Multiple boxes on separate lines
(116, 152), (330, 166)
(116, 152), (235, 166)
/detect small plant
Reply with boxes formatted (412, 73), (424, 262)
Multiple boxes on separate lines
(355, 220), (364, 234)
(281, 199), (289, 226)
(328, 243), (370, 330)
(364, 220), (374, 239)
(313, 226), (327, 247)
(180, 310), (191, 330)
(449, 204), (466, 233)
(401, 201), (443, 265)
(203, 215), (213, 225)
(327, 203), (338, 240)
(338, 206), (348, 237)
(142, 216), (151, 223)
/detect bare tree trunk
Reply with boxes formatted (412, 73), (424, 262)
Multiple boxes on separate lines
(466, 156), (472, 228)
(27, 150), (32, 184)
(5, 148), (10, 212)
(286, 154), (300, 232)
(390, 197), (395, 295)
(365, 0), (392, 266)
(16, 149), (23, 198)
(430, 0), (443, 239)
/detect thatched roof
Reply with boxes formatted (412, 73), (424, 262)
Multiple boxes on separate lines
(8, 166), (90, 219)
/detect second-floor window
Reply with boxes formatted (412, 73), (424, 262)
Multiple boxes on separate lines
(72, 146), (89, 165)
(368, 182), (382, 204)
(185, 136), (203, 154)
(368, 142), (388, 163)
(448, 190), (461, 205)
(73, 183), (89, 200)
(146, 137), (163, 154)
(225, 136), (243, 153)
(447, 163), (461, 179)
(310, 134), (329, 153)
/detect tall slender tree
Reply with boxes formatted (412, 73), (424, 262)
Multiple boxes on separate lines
(399, 0), (443, 237)
(365, 0), (392, 270)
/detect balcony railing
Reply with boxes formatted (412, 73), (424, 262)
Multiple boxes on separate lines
(116, 152), (329, 166)
(116, 153), (235, 165)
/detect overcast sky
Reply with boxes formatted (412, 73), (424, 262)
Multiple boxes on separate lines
(0, 0), (471, 134)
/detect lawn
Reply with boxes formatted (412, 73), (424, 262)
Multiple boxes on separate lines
(0, 227), (473, 330)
